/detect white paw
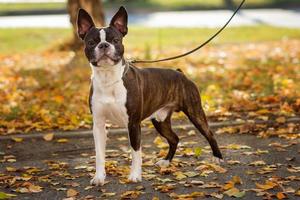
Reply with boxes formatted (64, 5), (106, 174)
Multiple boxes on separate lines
(211, 157), (224, 164)
(128, 171), (142, 182)
(155, 159), (170, 167)
(90, 174), (106, 186)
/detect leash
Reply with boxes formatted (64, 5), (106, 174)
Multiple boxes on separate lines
(131, 0), (245, 64)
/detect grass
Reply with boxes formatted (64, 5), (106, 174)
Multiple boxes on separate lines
(1, 26), (300, 55)
(106, 0), (300, 10)
(0, 0), (299, 14)
(0, 28), (71, 54)
(0, 2), (66, 13)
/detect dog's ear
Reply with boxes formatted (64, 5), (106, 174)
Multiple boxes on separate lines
(110, 6), (128, 36)
(77, 8), (95, 40)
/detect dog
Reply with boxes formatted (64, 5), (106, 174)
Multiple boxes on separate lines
(77, 6), (223, 186)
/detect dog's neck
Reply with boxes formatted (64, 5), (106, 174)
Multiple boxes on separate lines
(90, 60), (126, 87)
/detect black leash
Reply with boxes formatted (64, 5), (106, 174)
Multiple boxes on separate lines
(131, 0), (245, 64)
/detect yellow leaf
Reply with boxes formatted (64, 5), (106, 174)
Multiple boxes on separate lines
(102, 192), (116, 197)
(6, 167), (17, 172)
(43, 133), (54, 141)
(249, 160), (266, 166)
(226, 144), (251, 150)
(232, 176), (242, 184)
(183, 148), (194, 156)
(174, 172), (187, 180)
(67, 188), (78, 197)
(120, 190), (141, 199)
(57, 138), (68, 143)
(256, 109), (270, 114)
(184, 171), (199, 178)
(255, 181), (277, 190)
(223, 187), (239, 197)
(0, 192), (17, 199)
(11, 137), (23, 142)
(153, 136), (168, 148)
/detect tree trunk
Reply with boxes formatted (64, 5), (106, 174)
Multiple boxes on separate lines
(67, 0), (105, 50)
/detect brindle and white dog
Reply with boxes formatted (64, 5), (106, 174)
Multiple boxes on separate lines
(77, 6), (223, 186)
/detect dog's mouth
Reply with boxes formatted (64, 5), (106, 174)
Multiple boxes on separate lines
(91, 55), (119, 67)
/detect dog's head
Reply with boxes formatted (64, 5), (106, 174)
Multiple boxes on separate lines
(77, 7), (128, 67)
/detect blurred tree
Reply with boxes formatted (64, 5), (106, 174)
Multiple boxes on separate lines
(67, 0), (105, 50)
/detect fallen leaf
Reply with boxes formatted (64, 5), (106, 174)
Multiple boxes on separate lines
(224, 187), (239, 197)
(225, 144), (251, 150)
(11, 137), (23, 142)
(234, 191), (246, 198)
(155, 184), (175, 193)
(187, 130), (196, 136)
(232, 176), (242, 184)
(208, 163), (227, 173)
(174, 172), (187, 180)
(28, 184), (42, 193)
(276, 117), (286, 123)
(194, 147), (202, 157)
(249, 160), (266, 166)
(153, 136), (168, 148)
(182, 148), (194, 156)
(102, 193), (116, 197)
(57, 138), (68, 143)
(276, 192), (287, 199)
(184, 171), (198, 178)
(190, 180), (204, 185)
(120, 190), (141, 199)
(255, 181), (277, 190)
(210, 192), (223, 199)
(227, 160), (240, 165)
(0, 192), (17, 199)
(67, 189), (78, 197)
(43, 133), (54, 141)
(6, 167), (17, 172)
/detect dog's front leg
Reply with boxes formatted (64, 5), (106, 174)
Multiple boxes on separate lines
(90, 119), (107, 186)
(128, 122), (142, 182)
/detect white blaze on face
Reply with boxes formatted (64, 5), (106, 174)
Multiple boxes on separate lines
(95, 29), (116, 67)
(99, 29), (106, 42)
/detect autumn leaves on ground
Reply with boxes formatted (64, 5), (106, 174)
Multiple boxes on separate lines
(0, 26), (300, 199)
(0, 27), (300, 135)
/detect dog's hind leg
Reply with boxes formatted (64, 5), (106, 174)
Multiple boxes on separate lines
(151, 114), (179, 167)
(183, 85), (223, 160)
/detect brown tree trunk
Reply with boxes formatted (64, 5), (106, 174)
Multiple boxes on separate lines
(67, 0), (105, 50)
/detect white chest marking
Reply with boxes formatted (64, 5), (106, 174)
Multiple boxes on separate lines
(91, 61), (128, 127)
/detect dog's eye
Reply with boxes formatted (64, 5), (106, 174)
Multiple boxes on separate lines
(87, 40), (96, 46)
(113, 38), (119, 43)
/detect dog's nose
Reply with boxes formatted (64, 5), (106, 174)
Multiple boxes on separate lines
(99, 42), (109, 49)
